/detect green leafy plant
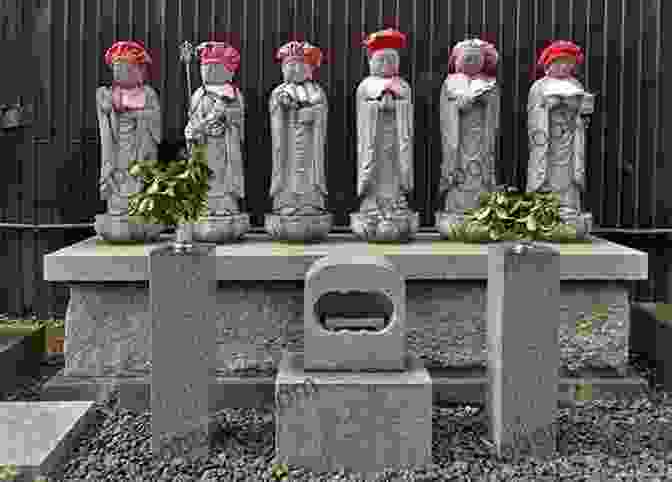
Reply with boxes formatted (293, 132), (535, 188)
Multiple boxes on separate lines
(270, 462), (289, 481)
(127, 144), (213, 227)
(442, 187), (586, 243)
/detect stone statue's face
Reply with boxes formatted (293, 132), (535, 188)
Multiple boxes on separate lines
(455, 48), (484, 76)
(369, 49), (399, 77)
(200, 63), (234, 84)
(282, 59), (310, 83)
(112, 62), (146, 87)
(545, 57), (576, 79)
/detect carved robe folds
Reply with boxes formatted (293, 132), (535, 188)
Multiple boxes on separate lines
(185, 84), (245, 214)
(527, 77), (593, 219)
(438, 75), (499, 216)
(355, 77), (413, 214)
(97, 84), (161, 215)
(269, 81), (328, 215)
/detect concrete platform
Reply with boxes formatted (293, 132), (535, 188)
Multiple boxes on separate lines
(275, 351), (432, 475)
(41, 234), (647, 390)
(44, 233), (648, 282)
(39, 361), (649, 413)
(0, 401), (96, 482)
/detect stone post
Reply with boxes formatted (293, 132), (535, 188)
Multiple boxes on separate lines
(149, 245), (217, 460)
(487, 241), (560, 461)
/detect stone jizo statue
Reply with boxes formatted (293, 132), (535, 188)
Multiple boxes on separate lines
(95, 40), (163, 242)
(183, 41), (250, 242)
(527, 40), (594, 235)
(350, 29), (419, 242)
(436, 39), (500, 237)
(185, 41), (245, 216)
(265, 40), (332, 242)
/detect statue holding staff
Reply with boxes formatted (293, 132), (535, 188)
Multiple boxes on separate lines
(182, 40), (250, 242)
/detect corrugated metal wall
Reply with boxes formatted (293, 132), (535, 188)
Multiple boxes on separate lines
(0, 0), (669, 318)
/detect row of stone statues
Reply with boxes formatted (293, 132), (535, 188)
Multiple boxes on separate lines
(95, 30), (594, 244)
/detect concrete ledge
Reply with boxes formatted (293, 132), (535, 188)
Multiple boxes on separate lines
(40, 362), (649, 414)
(44, 234), (648, 281)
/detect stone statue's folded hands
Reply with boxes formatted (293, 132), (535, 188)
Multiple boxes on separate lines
(278, 92), (297, 109)
(455, 93), (474, 110)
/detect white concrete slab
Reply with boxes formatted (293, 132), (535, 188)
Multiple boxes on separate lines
(0, 401), (96, 482)
(43, 234), (648, 282)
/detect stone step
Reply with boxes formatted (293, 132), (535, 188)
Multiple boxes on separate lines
(0, 401), (96, 482)
(40, 362), (649, 414)
(0, 333), (45, 396)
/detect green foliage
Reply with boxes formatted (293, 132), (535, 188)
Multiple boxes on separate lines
(442, 188), (584, 243)
(0, 318), (63, 329)
(127, 144), (213, 226)
(270, 462), (289, 481)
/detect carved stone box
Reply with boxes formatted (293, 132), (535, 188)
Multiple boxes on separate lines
(303, 254), (406, 371)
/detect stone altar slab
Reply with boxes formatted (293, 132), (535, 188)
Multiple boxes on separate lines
(43, 234), (647, 381)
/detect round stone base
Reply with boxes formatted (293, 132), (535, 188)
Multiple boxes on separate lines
(192, 214), (250, 243)
(265, 213), (333, 243)
(350, 211), (419, 243)
(94, 214), (165, 243)
(435, 211), (467, 239)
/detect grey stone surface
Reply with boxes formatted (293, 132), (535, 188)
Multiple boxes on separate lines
(275, 351), (431, 476)
(487, 243), (560, 461)
(304, 255), (406, 371)
(149, 245), (217, 460)
(0, 401), (96, 482)
(44, 234), (648, 282)
(60, 278), (631, 380)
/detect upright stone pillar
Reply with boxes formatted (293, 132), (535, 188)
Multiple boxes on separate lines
(149, 245), (217, 460)
(487, 242), (560, 461)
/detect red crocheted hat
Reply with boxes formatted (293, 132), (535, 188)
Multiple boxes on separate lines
(537, 40), (584, 67)
(104, 41), (152, 65)
(276, 41), (322, 67)
(363, 29), (407, 56)
(196, 42), (241, 72)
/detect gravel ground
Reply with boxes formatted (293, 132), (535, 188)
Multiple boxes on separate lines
(3, 354), (672, 481)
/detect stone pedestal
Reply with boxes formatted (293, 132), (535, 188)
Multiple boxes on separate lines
(192, 214), (250, 243)
(275, 351), (431, 477)
(265, 213), (333, 243)
(487, 242), (560, 461)
(42, 234), (647, 390)
(149, 245), (217, 460)
(94, 213), (164, 243)
(350, 211), (419, 243)
(276, 254), (431, 475)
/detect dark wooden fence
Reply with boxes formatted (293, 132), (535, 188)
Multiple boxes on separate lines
(0, 0), (670, 319)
